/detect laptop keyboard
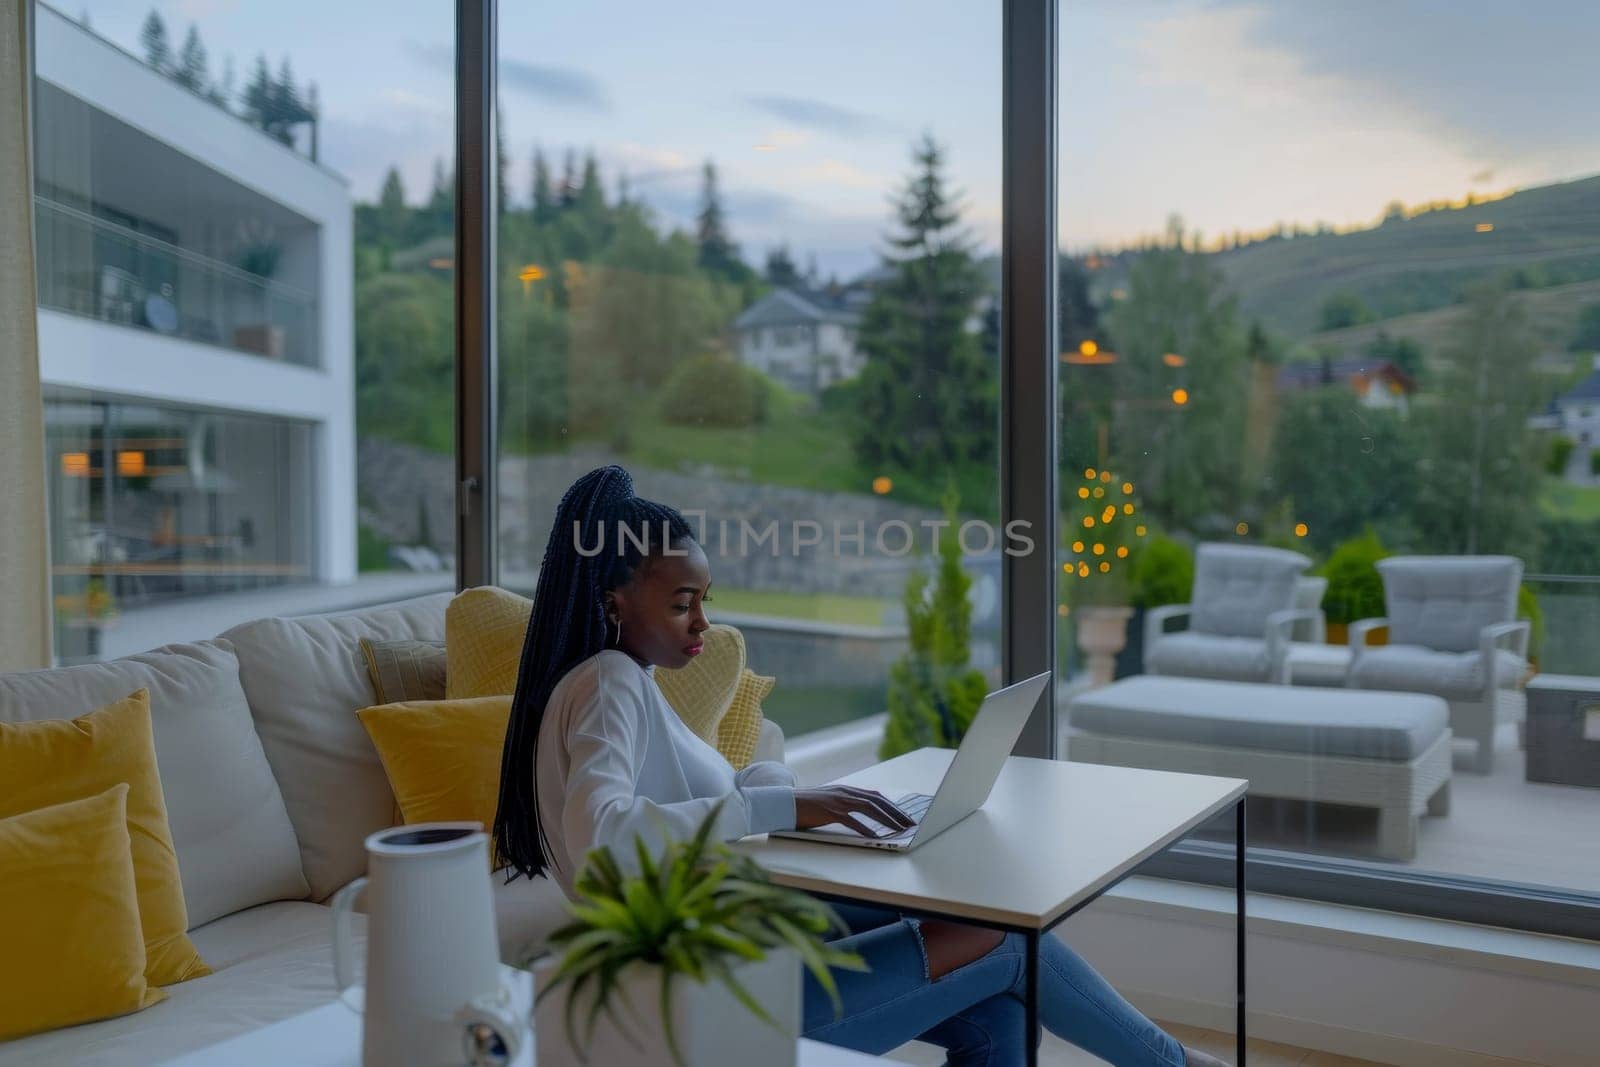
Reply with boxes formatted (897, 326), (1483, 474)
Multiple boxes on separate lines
(863, 792), (932, 839)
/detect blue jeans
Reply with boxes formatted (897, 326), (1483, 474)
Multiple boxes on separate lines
(802, 904), (1185, 1067)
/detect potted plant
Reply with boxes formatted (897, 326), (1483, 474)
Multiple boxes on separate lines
(1118, 534), (1194, 678)
(1319, 530), (1389, 644)
(531, 806), (864, 1067)
(1063, 468), (1146, 687)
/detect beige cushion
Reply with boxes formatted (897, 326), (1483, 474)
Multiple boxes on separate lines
(222, 593), (450, 900)
(718, 669), (776, 769)
(360, 638), (447, 704)
(0, 641), (307, 927)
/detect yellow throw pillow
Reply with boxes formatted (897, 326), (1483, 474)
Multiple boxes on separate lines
(0, 690), (209, 987)
(447, 587), (533, 698)
(357, 696), (511, 837)
(653, 624), (745, 745)
(718, 670), (776, 769)
(0, 784), (165, 1040)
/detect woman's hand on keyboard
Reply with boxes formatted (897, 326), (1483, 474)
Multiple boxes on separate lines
(794, 787), (916, 838)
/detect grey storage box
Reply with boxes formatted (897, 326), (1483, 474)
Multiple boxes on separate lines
(1525, 675), (1600, 788)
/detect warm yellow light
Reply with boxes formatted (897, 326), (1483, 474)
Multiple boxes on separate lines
(1102, 507), (1116, 523)
(1092, 486), (1104, 499)
(1116, 546), (1129, 559)
(1475, 222), (1494, 233)
(1098, 561), (1111, 573)
(1092, 543), (1105, 556)
(1163, 352), (1186, 368)
(1294, 522), (1310, 538)
(1057, 604), (1069, 617)
(1123, 503), (1134, 515)
(1236, 522), (1249, 535)
(1062, 562), (1072, 574)
(1077, 487), (1090, 499)
(1083, 516), (1095, 529)
(428, 256), (454, 270)
(1135, 524), (1147, 537)
(1078, 562), (1090, 578)
(518, 264), (546, 282)
(1079, 339), (1098, 356)
(62, 452), (90, 477)
(871, 476), (893, 495)
(117, 450), (146, 476)
(1122, 482), (1133, 494)
(1100, 471), (1112, 483)
(1172, 388), (1190, 406)
(1072, 540), (1085, 553)
(1085, 468), (1097, 480)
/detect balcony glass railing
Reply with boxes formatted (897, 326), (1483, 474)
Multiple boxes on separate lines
(33, 198), (319, 368)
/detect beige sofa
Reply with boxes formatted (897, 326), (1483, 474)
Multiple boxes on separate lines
(0, 592), (781, 1065)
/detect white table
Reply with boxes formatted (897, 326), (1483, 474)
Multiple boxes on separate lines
(159, 964), (882, 1066)
(739, 749), (1250, 1067)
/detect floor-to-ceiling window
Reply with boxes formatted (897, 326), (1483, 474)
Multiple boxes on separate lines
(1055, 0), (1600, 919)
(31, 0), (454, 662)
(492, 1), (1006, 742)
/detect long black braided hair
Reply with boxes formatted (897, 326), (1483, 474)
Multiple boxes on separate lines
(492, 465), (697, 880)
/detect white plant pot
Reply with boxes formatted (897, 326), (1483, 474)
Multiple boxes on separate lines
(1075, 604), (1133, 689)
(534, 948), (800, 1067)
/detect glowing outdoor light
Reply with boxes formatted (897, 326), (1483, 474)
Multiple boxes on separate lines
(1162, 353), (1186, 368)
(1475, 222), (1494, 233)
(62, 452), (90, 477)
(1172, 388), (1190, 406)
(871, 476), (893, 495)
(1295, 523), (1310, 538)
(1236, 522), (1249, 535)
(117, 451), (146, 477)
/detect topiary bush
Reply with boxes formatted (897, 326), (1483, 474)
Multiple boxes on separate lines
(1320, 529), (1390, 625)
(659, 354), (770, 428)
(1129, 535), (1194, 609)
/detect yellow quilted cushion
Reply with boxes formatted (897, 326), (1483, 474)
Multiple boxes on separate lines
(653, 624), (745, 745)
(0, 784), (166, 1040)
(357, 696), (510, 838)
(718, 669), (776, 769)
(0, 689), (208, 987)
(446, 586), (533, 698)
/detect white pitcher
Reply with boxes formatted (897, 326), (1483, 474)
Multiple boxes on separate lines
(332, 823), (522, 1066)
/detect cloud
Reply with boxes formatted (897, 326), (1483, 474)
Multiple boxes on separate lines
(405, 42), (609, 113)
(745, 95), (895, 138)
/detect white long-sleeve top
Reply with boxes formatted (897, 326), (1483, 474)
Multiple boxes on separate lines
(535, 649), (798, 898)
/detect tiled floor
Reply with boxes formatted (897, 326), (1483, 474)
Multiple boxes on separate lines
(888, 1021), (1388, 1065)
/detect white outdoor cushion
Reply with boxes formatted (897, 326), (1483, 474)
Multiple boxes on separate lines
(0, 640), (308, 926)
(0, 902), (356, 1067)
(1350, 644), (1527, 700)
(1146, 632), (1272, 682)
(1069, 676), (1448, 761)
(223, 593), (451, 900)
(1190, 543), (1309, 638)
(1379, 556), (1521, 654)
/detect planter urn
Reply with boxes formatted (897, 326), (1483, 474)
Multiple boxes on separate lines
(1076, 604), (1134, 689)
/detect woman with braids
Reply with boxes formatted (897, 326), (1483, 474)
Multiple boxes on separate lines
(493, 465), (1228, 1067)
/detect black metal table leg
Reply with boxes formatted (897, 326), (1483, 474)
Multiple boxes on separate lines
(1025, 927), (1040, 1067)
(1237, 798), (1248, 1067)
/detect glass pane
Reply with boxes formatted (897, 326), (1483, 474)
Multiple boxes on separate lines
(495, 3), (1003, 754)
(1056, 2), (1600, 898)
(34, 2), (454, 663)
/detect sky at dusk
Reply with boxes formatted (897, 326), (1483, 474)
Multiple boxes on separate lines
(53, 0), (1600, 278)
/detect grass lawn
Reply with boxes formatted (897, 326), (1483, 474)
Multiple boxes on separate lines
(710, 587), (893, 628)
(763, 683), (888, 739)
(1541, 479), (1600, 520)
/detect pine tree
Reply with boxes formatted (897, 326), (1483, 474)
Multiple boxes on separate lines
(531, 148), (554, 223)
(880, 488), (989, 758)
(378, 167), (408, 247)
(209, 55), (235, 109)
(854, 135), (995, 485)
(174, 24), (207, 92)
(242, 55), (272, 130)
(764, 245), (801, 288)
(428, 158), (453, 212)
(695, 160), (744, 281)
(576, 152), (606, 219)
(268, 59), (299, 145)
(559, 149), (578, 210)
(140, 10), (170, 72)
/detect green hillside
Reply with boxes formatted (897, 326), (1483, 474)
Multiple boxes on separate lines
(1213, 174), (1600, 338)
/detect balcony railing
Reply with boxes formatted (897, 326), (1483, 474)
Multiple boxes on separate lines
(34, 198), (319, 368)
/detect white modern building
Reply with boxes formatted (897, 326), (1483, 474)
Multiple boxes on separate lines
(32, 5), (354, 661)
(732, 286), (867, 395)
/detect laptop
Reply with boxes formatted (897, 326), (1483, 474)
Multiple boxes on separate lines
(770, 671), (1051, 852)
